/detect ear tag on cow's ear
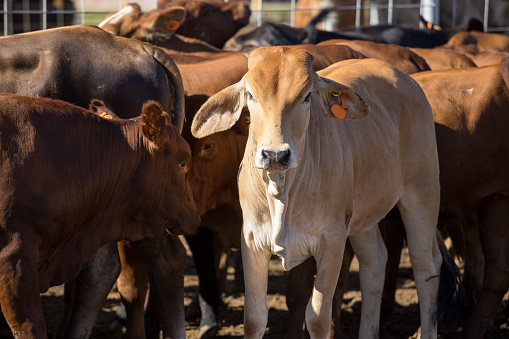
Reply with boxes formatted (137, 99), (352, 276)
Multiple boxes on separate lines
(244, 116), (250, 128)
(166, 20), (180, 31)
(330, 93), (347, 119)
(100, 112), (113, 119)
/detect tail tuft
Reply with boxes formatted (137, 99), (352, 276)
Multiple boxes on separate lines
(436, 230), (465, 334)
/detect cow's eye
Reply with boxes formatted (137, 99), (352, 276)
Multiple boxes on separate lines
(203, 142), (213, 151)
(179, 161), (189, 173)
(303, 93), (311, 103)
(247, 91), (255, 101)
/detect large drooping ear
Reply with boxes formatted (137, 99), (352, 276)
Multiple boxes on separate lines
(141, 100), (172, 150)
(136, 6), (186, 41)
(191, 82), (246, 138)
(316, 77), (370, 120)
(98, 3), (142, 36)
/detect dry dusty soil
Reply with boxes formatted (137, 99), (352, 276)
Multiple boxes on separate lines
(0, 245), (508, 339)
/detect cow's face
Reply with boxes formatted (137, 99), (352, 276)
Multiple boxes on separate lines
(243, 47), (316, 172)
(159, 0), (251, 47)
(99, 4), (186, 43)
(191, 46), (369, 181)
(139, 101), (200, 236)
(189, 109), (249, 215)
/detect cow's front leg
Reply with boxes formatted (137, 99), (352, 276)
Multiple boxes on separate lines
(0, 250), (46, 339)
(242, 228), (271, 339)
(349, 225), (387, 338)
(306, 237), (346, 339)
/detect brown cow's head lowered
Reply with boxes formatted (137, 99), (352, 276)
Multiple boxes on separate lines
(191, 47), (368, 194)
(135, 101), (200, 236)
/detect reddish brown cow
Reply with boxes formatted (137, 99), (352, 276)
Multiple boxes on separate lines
(158, 0), (251, 48)
(318, 39), (430, 73)
(0, 94), (200, 338)
(411, 61), (509, 338)
(447, 31), (509, 52)
(0, 25), (195, 339)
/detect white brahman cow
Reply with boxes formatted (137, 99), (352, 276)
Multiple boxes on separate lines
(191, 46), (458, 338)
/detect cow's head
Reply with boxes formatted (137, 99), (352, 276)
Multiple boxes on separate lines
(138, 101), (200, 235)
(191, 46), (369, 176)
(158, 0), (251, 48)
(98, 3), (186, 43)
(189, 108), (249, 215)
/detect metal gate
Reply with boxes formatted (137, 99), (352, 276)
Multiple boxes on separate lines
(1, 0), (508, 37)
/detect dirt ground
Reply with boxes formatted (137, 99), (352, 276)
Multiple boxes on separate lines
(0, 245), (508, 339)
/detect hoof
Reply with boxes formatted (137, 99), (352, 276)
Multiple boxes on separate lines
(199, 324), (219, 339)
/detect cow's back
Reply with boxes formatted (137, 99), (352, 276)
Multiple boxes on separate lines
(0, 25), (178, 122)
(304, 59), (437, 234)
(412, 64), (509, 215)
(0, 94), (138, 289)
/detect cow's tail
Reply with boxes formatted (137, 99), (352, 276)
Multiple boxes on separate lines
(436, 228), (464, 334)
(144, 43), (186, 134)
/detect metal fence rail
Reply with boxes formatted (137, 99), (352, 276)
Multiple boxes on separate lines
(1, 0), (508, 37)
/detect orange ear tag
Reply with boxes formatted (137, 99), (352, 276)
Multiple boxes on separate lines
(331, 93), (348, 119)
(166, 20), (181, 31)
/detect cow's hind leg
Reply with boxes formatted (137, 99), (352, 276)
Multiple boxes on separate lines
(349, 225), (387, 338)
(397, 187), (442, 339)
(463, 197), (509, 339)
(62, 242), (121, 338)
(131, 233), (187, 339)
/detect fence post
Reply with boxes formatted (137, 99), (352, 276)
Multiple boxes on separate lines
(484, 0), (489, 32)
(420, 0), (439, 27)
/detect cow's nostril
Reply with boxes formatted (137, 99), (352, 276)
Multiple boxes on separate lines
(262, 149), (276, 160)
(280, 150), (290, 165)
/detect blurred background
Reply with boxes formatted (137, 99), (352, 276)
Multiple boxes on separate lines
(2, 0), (509, 37)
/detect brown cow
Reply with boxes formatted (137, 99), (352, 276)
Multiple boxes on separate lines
(318, 39), (430, 74)
(471, 50), (509, 67)
(98, 3), (222, 53)
(410, 61), (509, 338)
(158, 0), (251, 48)
(0, 94), (200, 338)
(447, 31), (509, 52)
(410, 46), (477, 70)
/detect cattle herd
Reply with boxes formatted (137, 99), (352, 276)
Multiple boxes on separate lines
(0, 1), (508, 338)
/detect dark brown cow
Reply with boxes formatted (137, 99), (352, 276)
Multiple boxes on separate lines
(0, 94), (200, 338)
(158, 0), (251, 48)
(0, 24), (185, 130)
(98, 3), (222, 53)
(317, 39), (430, 74)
